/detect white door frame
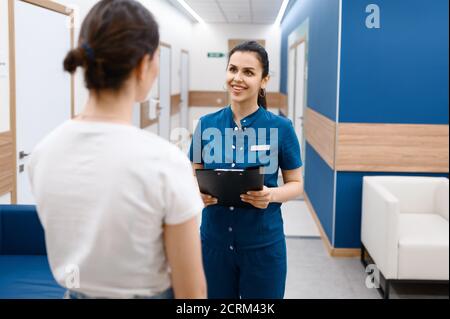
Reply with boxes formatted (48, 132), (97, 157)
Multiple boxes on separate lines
(158, 42), (171, 140)
(289, 37), (308, 173)
(180, 49), (189, 130)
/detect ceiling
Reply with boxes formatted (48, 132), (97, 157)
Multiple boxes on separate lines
(168, 0), (286, 24)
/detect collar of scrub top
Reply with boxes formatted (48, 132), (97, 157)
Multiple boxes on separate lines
(227, 105), (263, 131)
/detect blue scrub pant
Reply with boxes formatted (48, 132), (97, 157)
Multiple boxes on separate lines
(202, 239), (287, 299)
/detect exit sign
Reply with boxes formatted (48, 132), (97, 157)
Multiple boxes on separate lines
(207, 52), (225, 58)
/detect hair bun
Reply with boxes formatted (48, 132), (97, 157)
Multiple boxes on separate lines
(63, 47), (84, 74)
(65, 0), (160, 91)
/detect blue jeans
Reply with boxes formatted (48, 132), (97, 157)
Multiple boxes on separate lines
(64, 287), (174, 299)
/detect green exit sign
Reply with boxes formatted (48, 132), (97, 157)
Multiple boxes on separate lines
(208, 52), (225, 58)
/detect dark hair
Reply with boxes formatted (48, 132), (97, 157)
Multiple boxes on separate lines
(228, 41), (269, 109)
(63, 0), (160, 91)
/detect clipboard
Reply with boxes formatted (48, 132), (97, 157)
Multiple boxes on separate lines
(195, 166), (264, 208)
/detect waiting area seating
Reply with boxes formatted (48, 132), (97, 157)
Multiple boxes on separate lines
(361, 176), (449, 299)
(0, 205), (64, 299)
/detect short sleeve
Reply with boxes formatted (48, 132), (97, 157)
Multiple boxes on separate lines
(279, 119), (303, 170)
(26, 143), (42, 197)
(188, 119), (203, 164)
(163, 149), (204, 225)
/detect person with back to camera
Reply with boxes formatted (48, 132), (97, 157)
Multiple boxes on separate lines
(28, 0), (206, 299)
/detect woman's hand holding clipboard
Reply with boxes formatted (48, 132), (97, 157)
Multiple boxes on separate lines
(240, 186), (273, 209)
(195, 166), (265, 209)
(200, 193), (218, 207)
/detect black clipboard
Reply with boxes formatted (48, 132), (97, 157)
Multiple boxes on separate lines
(195, 166), (264, 208)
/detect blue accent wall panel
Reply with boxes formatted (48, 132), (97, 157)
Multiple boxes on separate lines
(334, 172), (449, 248)
(280, 0), (340, 121)
(340, 0), (449, 124)
(304, 142), (335, 243)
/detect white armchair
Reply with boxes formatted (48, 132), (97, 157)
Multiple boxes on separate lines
(361, 176), (449, 299)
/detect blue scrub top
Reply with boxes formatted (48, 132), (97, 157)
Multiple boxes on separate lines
(189, 106), (302, 250)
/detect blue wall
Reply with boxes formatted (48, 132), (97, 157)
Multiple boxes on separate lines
(280, 0), (341, 121)
(334, 0), (449, 248)
(340, 0), (449, 124)
(304, 143), (335, 242)
(281, 0), (341, 245)
(281, 0), (448, 249)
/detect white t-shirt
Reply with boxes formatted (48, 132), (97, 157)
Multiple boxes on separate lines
(28, 120), (204, 298)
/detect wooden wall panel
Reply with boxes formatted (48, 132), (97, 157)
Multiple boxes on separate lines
(188, 91), (287, 110)
(278, 93), (288, 116)
(305, 192), (360, 258)
(141, 94), (182, 128)
(140, 101), (158, 129)
(189, 91), (228, 107)
(170, 94), (181, 116)
(228, 39), (266, 51)
(266, 92), (287, 113)
(336, 123), (449, 173)
(0, 131), (13, 196)
(304, 107), (336, 169)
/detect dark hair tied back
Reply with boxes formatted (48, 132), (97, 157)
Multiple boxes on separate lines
(63, 47), (85, 74)
(63, 0), (160, 92)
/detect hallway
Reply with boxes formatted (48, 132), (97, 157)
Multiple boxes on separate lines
(0, 0), (448, 302)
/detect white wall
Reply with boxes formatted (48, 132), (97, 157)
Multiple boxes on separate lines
(1, 0), (281, 136)
(51, 0), (98, 115)
(54, 0), (194, 116)
(144, 0), (193, 95)
(0, 0), (10, 133)
(190, 23), (281, 93)
(0, 192), (11, 204)
(13, 0), (280, 125)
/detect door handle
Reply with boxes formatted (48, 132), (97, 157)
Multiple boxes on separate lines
(19, 151), (30, 159)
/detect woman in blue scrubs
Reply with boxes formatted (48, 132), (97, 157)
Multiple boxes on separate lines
(189, 41), (303, 299)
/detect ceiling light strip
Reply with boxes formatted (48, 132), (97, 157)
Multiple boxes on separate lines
(274, 0), (290, 26)
(175, 0), (205, 24)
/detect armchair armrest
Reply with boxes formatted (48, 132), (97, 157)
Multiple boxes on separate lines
(0, 205), (47, 255)
(361, 177), (400, 279)
(435, 179), (449, 221)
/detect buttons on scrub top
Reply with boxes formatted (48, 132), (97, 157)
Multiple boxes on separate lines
(229, 206), (235, 211)
(228, 227), (233, 232)
(229, 245), (234, 251)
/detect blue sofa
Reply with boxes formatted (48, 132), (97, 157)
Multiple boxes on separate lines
(0, 205), (65, 299)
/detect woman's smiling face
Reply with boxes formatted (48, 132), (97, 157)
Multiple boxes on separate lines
(226, 51), (269, 104)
